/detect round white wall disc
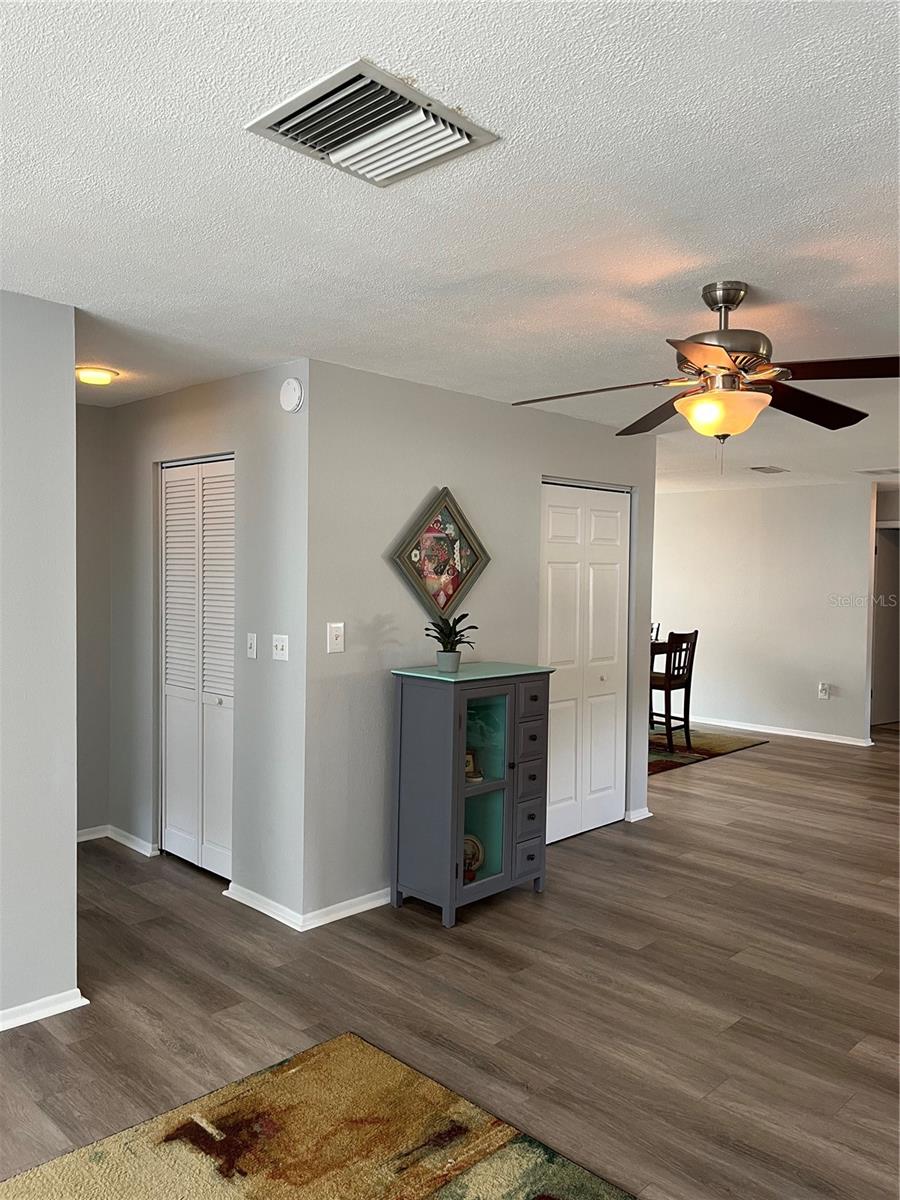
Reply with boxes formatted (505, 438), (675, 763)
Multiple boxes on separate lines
(280, 377), (304, 413)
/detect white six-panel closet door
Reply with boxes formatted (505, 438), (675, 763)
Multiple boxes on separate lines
(161, 459), (234, 878)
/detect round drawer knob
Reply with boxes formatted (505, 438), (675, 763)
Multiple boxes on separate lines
(528, 773), (537, 781)
(216, 697), (223, 706)
(526, 853), (536, 862)
(527, 812), (536, 821)
(528, 733), (537, 742)
(529, 694), (539, 702)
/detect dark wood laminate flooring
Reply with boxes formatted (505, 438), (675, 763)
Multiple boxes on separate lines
(1, 725), (897, 1197)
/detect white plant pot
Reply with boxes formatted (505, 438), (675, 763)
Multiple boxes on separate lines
(436, 651), (461, 673)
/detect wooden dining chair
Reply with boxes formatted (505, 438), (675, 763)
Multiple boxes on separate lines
(649, 630), (699, 753)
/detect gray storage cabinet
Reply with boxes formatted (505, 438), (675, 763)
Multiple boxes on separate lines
(391, 662), (554, 928)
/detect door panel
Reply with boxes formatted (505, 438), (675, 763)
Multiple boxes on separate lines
(162, 465), (200, 863)
(546, 562), (581, 667)
(163, 691), (199, 862)
(541, 484), (630, 842)
(588, 562), (620, 664)
(547, 697), (579, 839)
(202, 697), (233, 877)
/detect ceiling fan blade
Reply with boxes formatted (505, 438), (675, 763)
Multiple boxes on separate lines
(768, 381), (869, 430)
(615, 397), (681, 436)
(667, 338), (738, 374)
(512, 378), (675, 407)
(772, 355), (899, 381)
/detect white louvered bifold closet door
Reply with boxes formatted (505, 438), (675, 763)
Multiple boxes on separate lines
(161, 458), (234, 878)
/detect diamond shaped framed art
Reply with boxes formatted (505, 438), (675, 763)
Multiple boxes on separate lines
(390, 487), (491, 618)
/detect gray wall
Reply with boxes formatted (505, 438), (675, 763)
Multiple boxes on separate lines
(77, 357), (655, 922)
(876, 487), (899, 523)
(76, 406), (111, 829)
(302, 360), (657, 914)
(0, 291), (78, 1010)
(103, 361), (309, 912)
(652, 482), (875, 741)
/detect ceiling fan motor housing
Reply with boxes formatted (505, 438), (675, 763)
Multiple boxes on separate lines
(677, 327), (774, 376)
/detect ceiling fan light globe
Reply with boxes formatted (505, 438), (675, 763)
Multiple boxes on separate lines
(674, 389), (770, 437)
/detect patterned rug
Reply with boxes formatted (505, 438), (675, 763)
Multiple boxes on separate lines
(648, 726), (767, 775)
(2, 1033), (634, 1198)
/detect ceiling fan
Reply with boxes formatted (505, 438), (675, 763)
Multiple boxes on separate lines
(513, 282), (899, 440)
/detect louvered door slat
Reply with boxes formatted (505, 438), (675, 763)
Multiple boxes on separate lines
(162, 470), (198, 693)
(201, 470), (235, 699)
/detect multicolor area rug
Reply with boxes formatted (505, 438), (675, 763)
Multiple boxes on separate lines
(648, 727), (767, 775)
(2, 1033), (634, 1198)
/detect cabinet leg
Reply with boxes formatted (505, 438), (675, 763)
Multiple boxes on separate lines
(441, 904), (456, 929)
(533, 875), (545, 894)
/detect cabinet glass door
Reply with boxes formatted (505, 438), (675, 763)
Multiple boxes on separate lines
(461, 689), (512, 890)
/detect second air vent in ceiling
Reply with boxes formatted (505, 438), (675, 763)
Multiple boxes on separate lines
(246, 60), (497, 187)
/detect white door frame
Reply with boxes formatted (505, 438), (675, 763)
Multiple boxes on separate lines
(541, 475), (646, 827)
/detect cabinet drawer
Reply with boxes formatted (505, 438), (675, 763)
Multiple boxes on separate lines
(517, 677), (548, 720)
(516, 758), (546, 801)
(516, 719), (547, 762)
(516, 798), (545, 841)
(515, 837), (544, 879)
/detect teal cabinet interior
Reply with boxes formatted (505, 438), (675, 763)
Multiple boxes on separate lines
(390, 662), (554, 928)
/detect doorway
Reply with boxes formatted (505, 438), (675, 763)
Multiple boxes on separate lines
(160, 456), (235, 878)
(872, 527), (899, 727)
(539, 482), (631, 842)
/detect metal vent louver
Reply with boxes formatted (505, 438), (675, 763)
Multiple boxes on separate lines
(246, 60), (497, 187)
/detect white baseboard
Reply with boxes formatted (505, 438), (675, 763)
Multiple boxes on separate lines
(77, 825), (159, 857)
(624, 807), (653, 822)
(223, 883), (390, 933)
(302, 888), (391, 931)
(692, 716), (873, 748)
(0, 987), (89, 1033)
(223, 883), (305, 931)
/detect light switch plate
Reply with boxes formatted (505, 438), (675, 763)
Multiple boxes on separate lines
(247, 632), (257, 659)
(326, 622), (345, 654)
(273, 634), (289, 661)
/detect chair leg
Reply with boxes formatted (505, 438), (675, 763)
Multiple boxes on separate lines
(649, 689), (654, 731)
(683, 686), (692, 751)
(664, 690), (674, 753)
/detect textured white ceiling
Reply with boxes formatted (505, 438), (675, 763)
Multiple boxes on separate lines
(2, 1), (897, 485)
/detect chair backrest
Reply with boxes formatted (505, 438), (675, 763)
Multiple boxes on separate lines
(665, 630), (698, 683)
(650, 622), (660, 640)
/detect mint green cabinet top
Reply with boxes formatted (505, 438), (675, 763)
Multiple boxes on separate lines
(391, 661), (553, 683)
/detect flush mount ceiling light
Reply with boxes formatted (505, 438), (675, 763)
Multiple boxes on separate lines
(246, 59), (497, 187)
(76, 366), (119, 386)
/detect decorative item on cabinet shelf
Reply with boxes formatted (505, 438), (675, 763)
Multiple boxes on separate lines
(463, 833), (485, 884)
(464, 750), (483, 782)
(425, 612), (478, 673)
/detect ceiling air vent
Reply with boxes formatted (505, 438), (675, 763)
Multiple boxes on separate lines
(856, 468), (900, 476)
(246, 60), (497, 187)
(749, 465), (790, 474)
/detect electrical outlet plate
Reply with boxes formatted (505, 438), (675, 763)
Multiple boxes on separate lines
(273, 634), (289, 661)
(817, 681), (831, 700)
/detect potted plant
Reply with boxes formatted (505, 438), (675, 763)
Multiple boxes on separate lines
(425, 612), (477, 673)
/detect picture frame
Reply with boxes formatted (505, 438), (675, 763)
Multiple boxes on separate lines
(390, 487), (491, 618)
